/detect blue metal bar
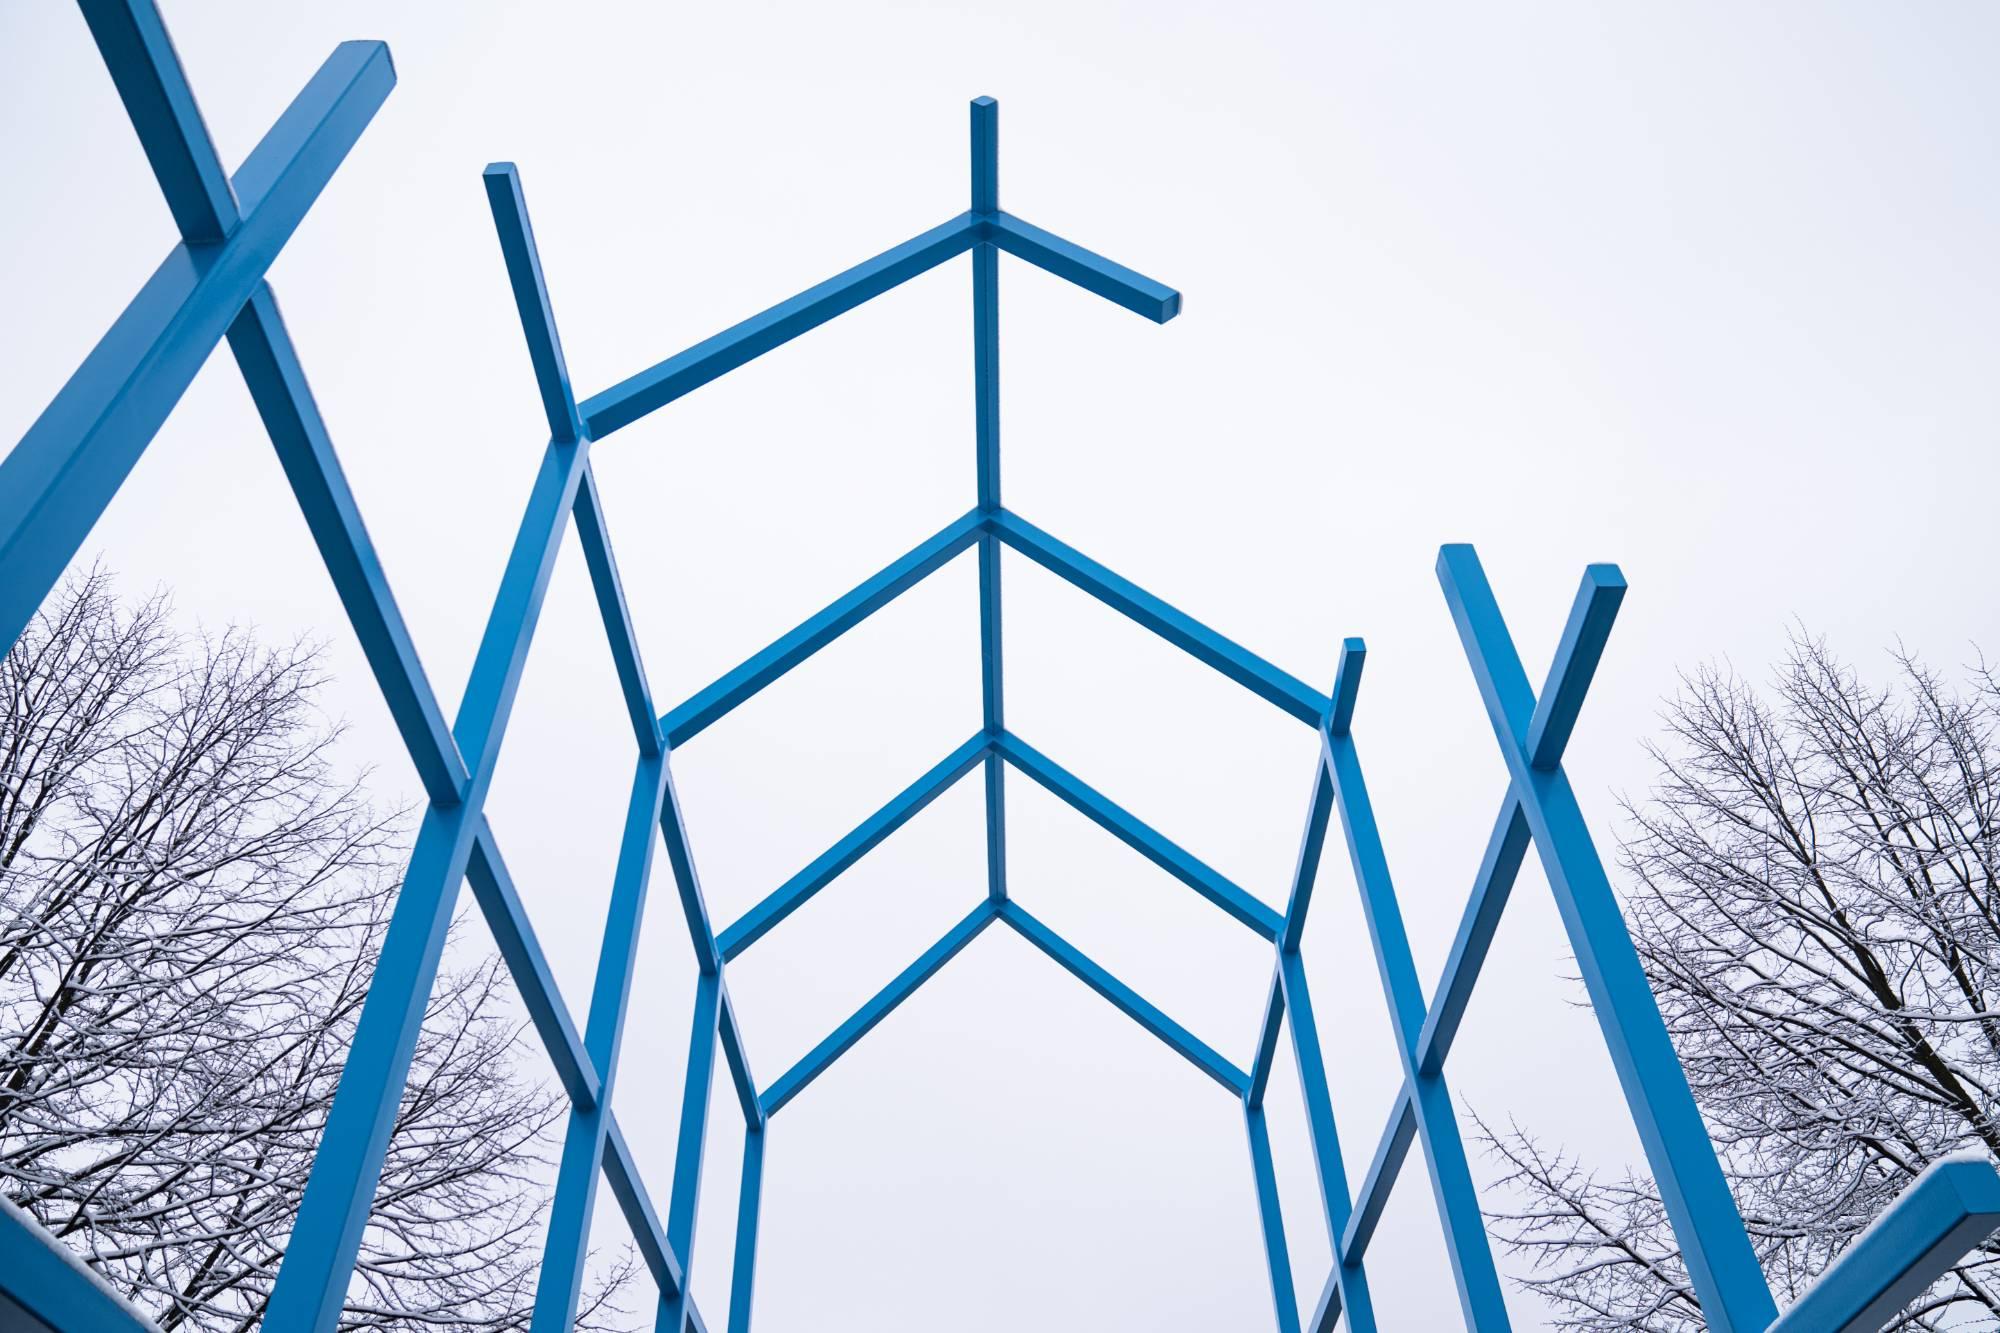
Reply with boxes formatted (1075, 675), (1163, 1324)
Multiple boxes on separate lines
(0, 1196), (154, 1333)
(575, 464), (665, 756)
(1525, 565), (1625, 770)
(661, 510), (984, 746)
(581, 213), (982, 439)
(1278, 765), (1335, 954)
(482, 162), (583, 443)
(77, 0), (238, 244)
(660, 763), (723, 976)
(532, 756), (670, 1333)
(1438, 544), (1780, 1333)
(228, 285), (469, 805)
(603, 1116), (689, 1304)
(1279, 951), (1378, 1333)
(719, 982), (764, 1130)
(995, 730), (1283, 939)
(0, 37), (394, 660)
(1321, 722), (1511, 1331)
(1340, 1088), (1414, 1265)
(972, 96), (1009, 908)
(1325, 636), (1366, 738)
(1247, 967), (1284, 1109)
(1244, 1105), (1305, 1333)
(762, 901), (997, 1117)
(998, 900), (1249, 1096)
(466, 822), (600, 1111)
(1768, 1154), (2000, 1333)
(718, 733), (990, 960)
(266, 433), (590, 1332)
(982, 212), (1181, 323)
(1414, 799), (1531, 1078)
(985, 509), (1329, 725)
(661, 973), (722, 1333)
(727, 1128), (768, 1333)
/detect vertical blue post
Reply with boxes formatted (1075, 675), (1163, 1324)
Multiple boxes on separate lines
(728, 1128), (768, 1333)
(660, 973), (721, 1332)
(1245, 1103), (1304, 1333)
(971, 96), (1008, 904)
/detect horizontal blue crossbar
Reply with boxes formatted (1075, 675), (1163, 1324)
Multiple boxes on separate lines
(988, 509), (1329, 725)
(999, 900), (1249, 1095)
(995, 730), (1283, 939)
(719, 732), (991, 959)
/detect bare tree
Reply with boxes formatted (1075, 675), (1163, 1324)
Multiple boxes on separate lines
(0, 570), (634, 1331)
(1481, 631), (2000, 1330)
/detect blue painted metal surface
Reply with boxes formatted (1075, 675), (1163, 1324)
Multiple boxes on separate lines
(4, 5), (1996, 1330)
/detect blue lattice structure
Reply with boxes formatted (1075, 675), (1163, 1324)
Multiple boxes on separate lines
(4, 6), (1999, 1332)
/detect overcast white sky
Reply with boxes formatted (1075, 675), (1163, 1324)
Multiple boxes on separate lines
(5, 2), (2000, 1329)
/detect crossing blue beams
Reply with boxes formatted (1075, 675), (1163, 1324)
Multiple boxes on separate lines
(718, 733), (991, 960)
(760, 901), (998, 1117)
(1437, 545), (1779, 1333)
(0, 32), (393, 657)
(994, 731), (1284, 939)
(1767, 1153), (2000, 1333)
(581, 214), (982, 439)
(971, 96), (1008, 907)
(999, 901), (1249, 1096)
(661, 510), (983, 746)
(985, 510), (1329, 724)
(1320, 707), (1511, 1329)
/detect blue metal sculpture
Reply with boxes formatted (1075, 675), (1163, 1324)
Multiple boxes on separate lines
(2, 5), (1997, 1331)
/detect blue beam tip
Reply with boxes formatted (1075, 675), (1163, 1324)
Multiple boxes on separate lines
(1327, 637), (1366, 736)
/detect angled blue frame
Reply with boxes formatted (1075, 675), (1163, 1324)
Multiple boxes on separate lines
(3, 5), (1996, 1331)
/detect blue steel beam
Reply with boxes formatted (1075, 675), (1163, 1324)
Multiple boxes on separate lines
(661, 974), (722, 1333)
(1767, 1153), (2000, 1333)
(266, 430), (593, 1332)
(996, 730), (1283, 939)
(1414, 801), (1532, 1078)
(1279, 952), (1378, 1333)
(0, 36), (394, 660)
(581, 214), (982, 439)
(1247, 967), (1285, 1110)
(981, 212), (1181, 323)
(0, 1196), (154, 1333)
(603, 1115), (709, 1330)
(77, 0), (237, 243)
(661, 510), (984, 746)
(1320, 692), (1512, 1330)
(660, 762), (724, 976)
(482, 162), (583, 443)
(972, 97), (1009, 908)
(728, 1128), (769, 1333)
(999, 900), (1249, 1096)
(719, 981), (763, 1130)
(1341, 1090), (1415, 1265)
(986, 509), (1329, 725)
(718, 733), (990, 960)
(467, 821), (600, 1111)
(761, 901), (998, 1117)
(575, 465), (666, 756)
(1245, 1104), (1305, 1333)
(533, 755), (670, 1333)
(1438, 545), (1780, 1333)
(229, 285), (469, 805)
